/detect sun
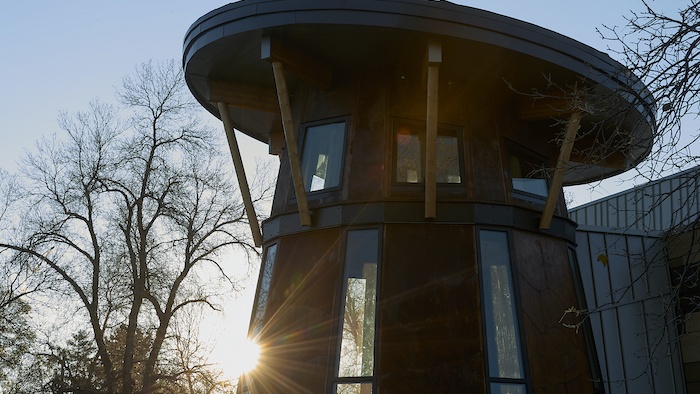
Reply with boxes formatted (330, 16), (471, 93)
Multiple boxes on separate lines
(227, 337), (261, 376)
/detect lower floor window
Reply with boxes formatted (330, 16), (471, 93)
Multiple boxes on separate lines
(333, 229), (380, 392)
(490, 382), (527, 394)
(334, 382), (373, 394)
(479, 230), (529, 392)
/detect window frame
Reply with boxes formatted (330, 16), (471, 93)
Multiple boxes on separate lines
(329, 227), (383, 393)
(239, 243), (279, 394)
(476, 228), (532, 394)
(248, 243), (279, 338)
(297, 117), (349, 196)
(391, 117), (465, 191)
(506, 142), (550, 203)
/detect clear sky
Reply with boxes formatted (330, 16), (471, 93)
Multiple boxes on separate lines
(0, 0), (688, 382)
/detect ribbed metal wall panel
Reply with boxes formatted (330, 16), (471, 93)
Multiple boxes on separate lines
(575, 226), (685, 394)
(570, 166), (700, 232)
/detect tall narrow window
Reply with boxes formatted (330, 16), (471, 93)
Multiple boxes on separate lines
(394, 119), (462, 184)
(479, 230), (528, 393)
(301, 121), (346, 192)
(333, 229), (380, 394)
(251, 244), (278, 337)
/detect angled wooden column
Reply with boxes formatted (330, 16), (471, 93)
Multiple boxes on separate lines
(271, 61), (312, 226)
(425, 41), (441, 219)
(217, 102), (264, 246)
(539, 111), (582, 230)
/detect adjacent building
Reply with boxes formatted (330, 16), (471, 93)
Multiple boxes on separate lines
(571, 167), (700, 394)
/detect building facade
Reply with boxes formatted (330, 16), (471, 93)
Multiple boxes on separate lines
(183, 1), (654, 393)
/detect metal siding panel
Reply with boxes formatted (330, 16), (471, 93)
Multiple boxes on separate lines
(670, 177), (681, 228)
(625, 190), (643, 230)
(605, 233), (633, 304)
(575, 231), (598, 309)
(588, 311), (610, 387)
(626, 235), (648, 300)
(643, 237), (670, 295)
(586, 205), (596, 226)
(589, 232), (612, 306)
(679, 178), (689, 227)
(661, 180), (672, 230)
(616, 195), (626, 228)
(618, 302), (653, 392)
(608, 198), (619, 228)
(691, 175), (700, 225)
(601, 201), (609, 228)
(643, 299), (678, 394)
(601, 307), (627, 393)
(644, 188), (654, 230)
(654, 183), (662, 230)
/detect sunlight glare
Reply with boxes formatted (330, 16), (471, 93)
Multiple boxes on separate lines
(229, 337), (261, 375)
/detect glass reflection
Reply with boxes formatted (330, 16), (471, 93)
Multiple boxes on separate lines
(337, 230), (379, 379)
(479, 230), (525, 379)
(396, 129), (422, 183)
(508, 150), (548, 197)
(491, 382), (527, 394)
(395, 123), (462, 184)
(301, 122), (345, 192)
(251, 244), (277, 336)
(437, 135), (461, 183)
(335, 382), (372, 394)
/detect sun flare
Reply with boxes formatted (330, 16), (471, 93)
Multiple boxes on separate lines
(228, 337), (261, 376)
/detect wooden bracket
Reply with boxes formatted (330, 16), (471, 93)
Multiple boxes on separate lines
(539, 111), (582, 230)
(217, 102), (264, 246)
(271, 61), (312, 227)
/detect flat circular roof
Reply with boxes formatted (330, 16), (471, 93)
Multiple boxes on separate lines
(183, 0), (655, 184)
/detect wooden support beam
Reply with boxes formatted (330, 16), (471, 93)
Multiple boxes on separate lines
(271, 61), (312, 226)
(209, 79), (279, 113)
(262, 34), (333, 90)
(425, 41), (441, 219)
(539, 111), (582, 230)
(217, 102), (264, 247)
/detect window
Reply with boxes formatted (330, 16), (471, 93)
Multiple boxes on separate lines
(301, 121), (346, 192)
(250, 244), (278, 337)
(508, 146), (548, 198)
(333, 229), (380, 393)
(479, 230), (528, 393)
(394, 119), (462, 184)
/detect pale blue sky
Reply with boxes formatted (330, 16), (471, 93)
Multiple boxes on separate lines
(1, 0), (681, 174)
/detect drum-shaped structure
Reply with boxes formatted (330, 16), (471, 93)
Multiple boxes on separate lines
(183, 1), (655, 393)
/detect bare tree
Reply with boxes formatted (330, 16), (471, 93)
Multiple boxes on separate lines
(555, 3), (700, 391)
(600, 0), (700, 178)
(0, 60), (265, 394)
